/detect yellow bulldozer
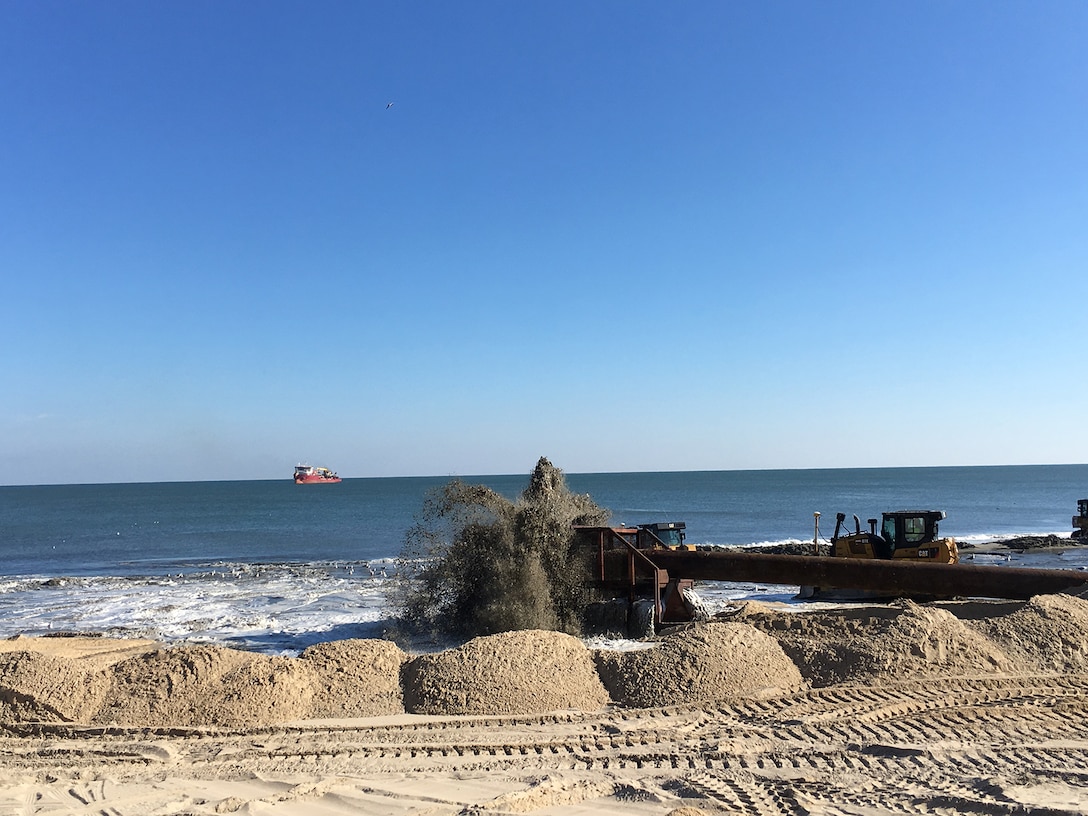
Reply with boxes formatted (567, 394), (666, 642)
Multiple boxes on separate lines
(830, 510), (958, 563)
(1073, 499), (1088, 540)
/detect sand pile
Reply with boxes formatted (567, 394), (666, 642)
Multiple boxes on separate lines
(968, 593), (1088, 674)
(0, 634), (159, 670)
(594, 622), (805, 708)
(95, 644), (317, 728)
(4, 592), (1088, 728)
(0, 650), (106, 723)
(744, 601), (1012, 686)
(0, 638), (410, 727)
(402, 630), (610, 715)
(299, 638), (408, 717)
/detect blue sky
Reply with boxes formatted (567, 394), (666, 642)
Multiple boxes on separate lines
(2, 2), (1086, 485)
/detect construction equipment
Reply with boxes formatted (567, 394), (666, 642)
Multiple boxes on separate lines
(830, 510), (958, 563)
(637, 549), (1088, 600)
(635, 521), (694, 550)
(575, 522), (704, 638)
(577, 513), (1088, 638)
(1074, 500), (1088, 540)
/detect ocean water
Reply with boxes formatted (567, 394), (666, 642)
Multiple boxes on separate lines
(1, 465), (1085, 654)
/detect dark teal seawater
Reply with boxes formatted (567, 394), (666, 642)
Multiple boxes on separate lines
(1, 465), (1085, 579)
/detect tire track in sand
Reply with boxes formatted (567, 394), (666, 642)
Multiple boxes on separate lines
(2, 675), (1087, 815)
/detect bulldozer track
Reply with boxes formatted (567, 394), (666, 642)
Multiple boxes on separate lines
(2, 675), (1087, 815)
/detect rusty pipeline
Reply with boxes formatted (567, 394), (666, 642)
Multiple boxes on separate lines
(601, 549), (1088, 600)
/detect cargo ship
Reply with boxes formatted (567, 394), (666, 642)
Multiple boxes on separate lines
(293, 465), (342, 484)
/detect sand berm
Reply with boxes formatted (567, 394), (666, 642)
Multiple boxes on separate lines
(3, 593), (1088, 725)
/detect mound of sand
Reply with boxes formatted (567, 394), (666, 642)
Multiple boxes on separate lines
(402, 630), (610, 715)
(4, 591), (1088, 729)
(0, 634), (159, 669)
(594, 622), (805, 708)
(744, 601), (1012, 686)
(0, 650), (106, 723)
(95, 644), (316, 728)
(969, 593), (1088, 674)
(300, 638), (409, 718)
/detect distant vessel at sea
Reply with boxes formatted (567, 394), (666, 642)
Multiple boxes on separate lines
(293, 464), (341, 484)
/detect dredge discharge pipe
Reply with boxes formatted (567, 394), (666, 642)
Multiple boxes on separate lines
(611, 550), (1088, 600)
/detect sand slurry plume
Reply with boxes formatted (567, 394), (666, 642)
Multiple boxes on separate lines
(3, 593), (1088, 814)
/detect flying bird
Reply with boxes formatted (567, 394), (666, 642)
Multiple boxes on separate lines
(386, 102), (394, 109)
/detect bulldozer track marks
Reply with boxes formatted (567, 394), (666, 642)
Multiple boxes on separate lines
(2, 675), (1087, 814)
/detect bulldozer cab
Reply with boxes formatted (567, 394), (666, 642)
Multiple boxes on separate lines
(1074, 500), (1088, 539)
(831, 509), (957, 563)
(636, 521), (687, 549)
(880, 511), (945, 549)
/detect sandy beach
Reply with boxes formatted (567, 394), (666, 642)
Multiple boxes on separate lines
(3, 580), (1088, 815)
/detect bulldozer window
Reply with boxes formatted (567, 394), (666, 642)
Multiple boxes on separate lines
(881, 516), (896, 545)
(904, 517), (926, 543)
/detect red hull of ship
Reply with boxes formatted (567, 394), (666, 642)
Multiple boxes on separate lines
(293, 465), (342, 484)
(294, 474), (342, 484)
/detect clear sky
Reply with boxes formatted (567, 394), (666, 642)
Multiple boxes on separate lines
(2, 2), (1086, 485)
